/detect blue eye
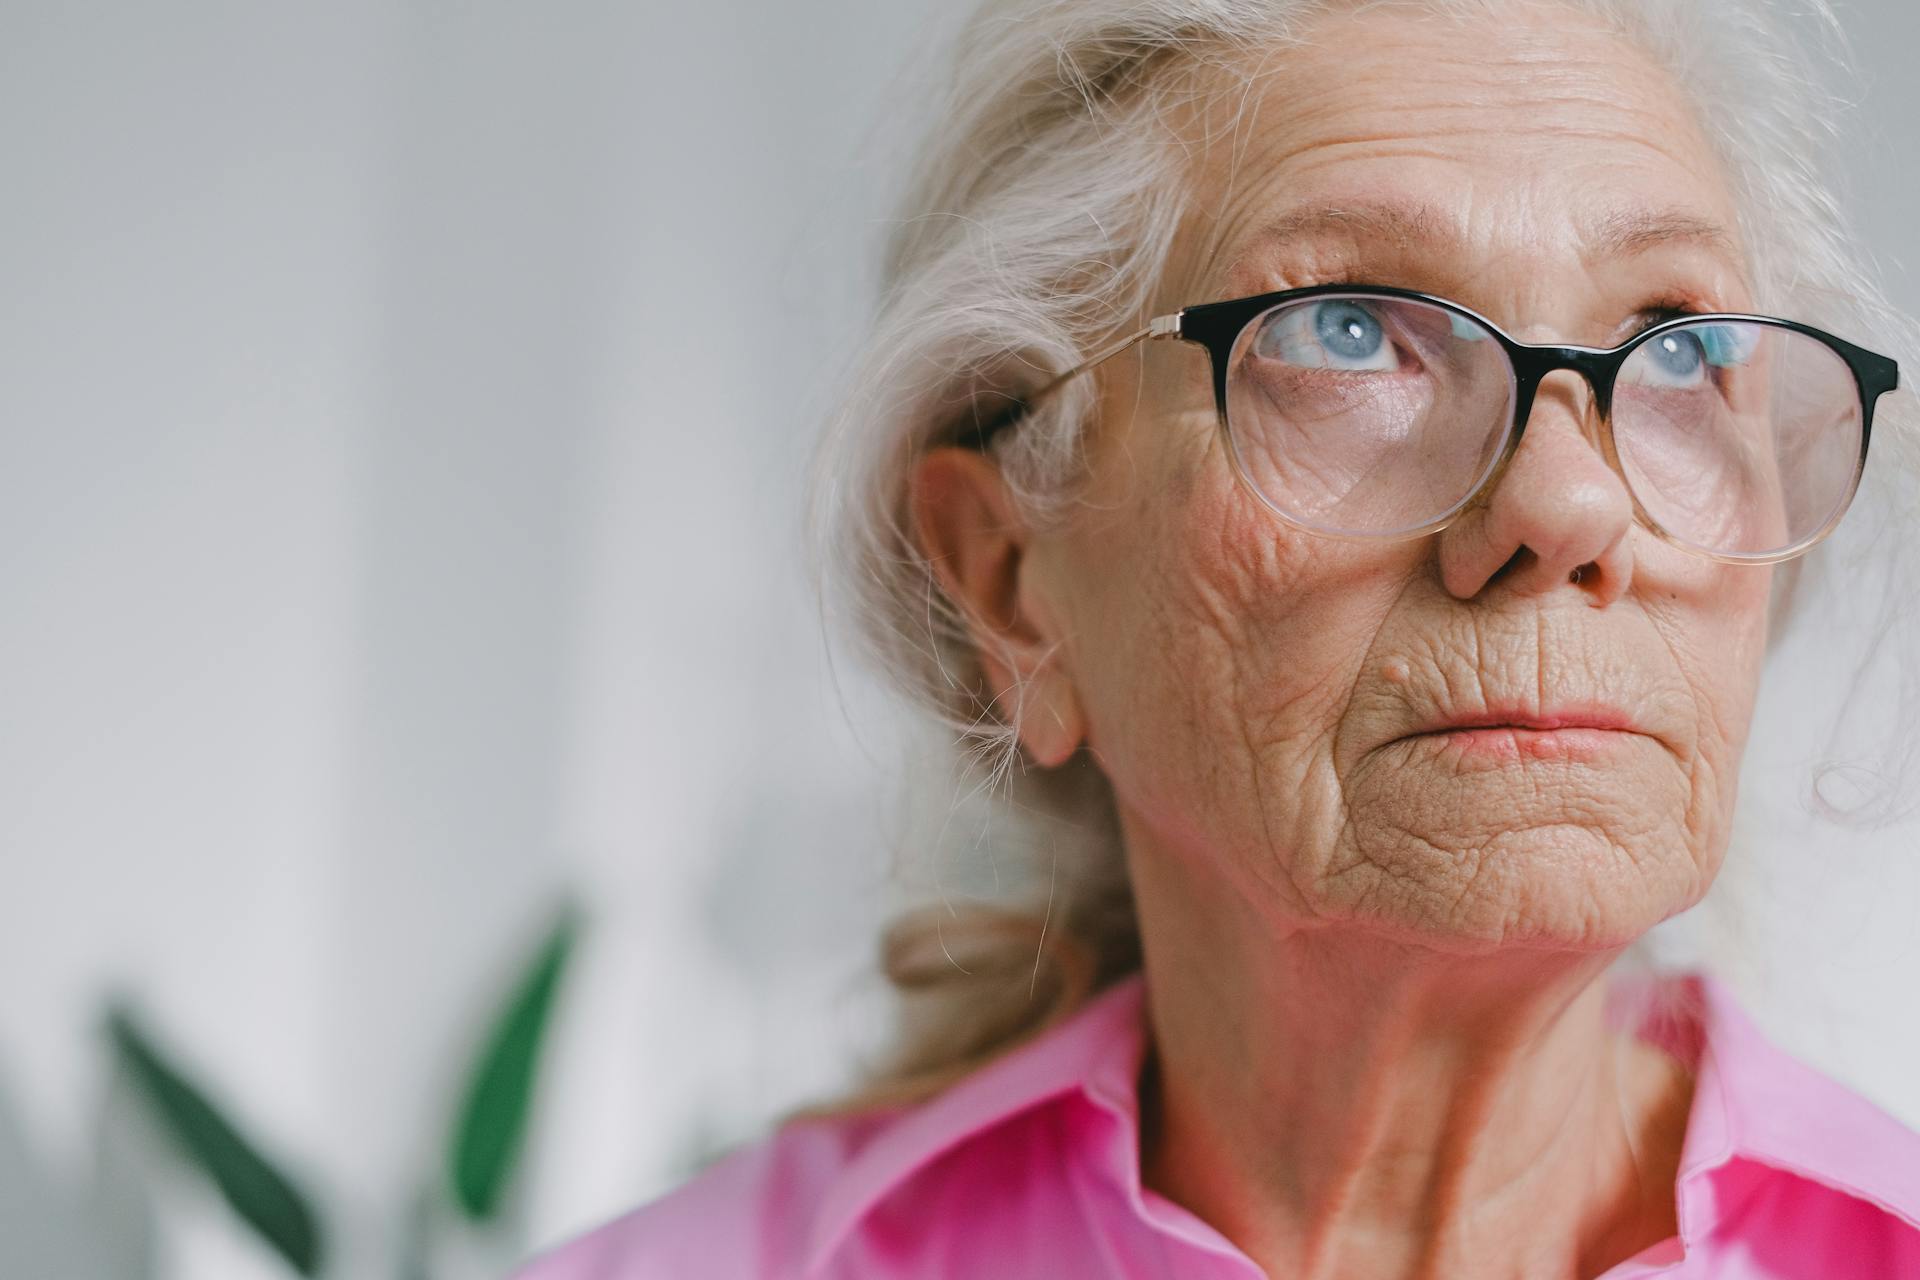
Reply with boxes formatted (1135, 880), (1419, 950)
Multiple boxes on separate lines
(1623, 315), (1760, 391)
(1316, 301), (1384, 361)
(1626, 329), (1710, 389)
(1651, 331), (1704, 378)
(1253, 299), (1401, 371)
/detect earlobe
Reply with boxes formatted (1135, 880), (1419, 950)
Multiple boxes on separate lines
(1016, 666), (1086, 768)
(907, 446), (1086, 765)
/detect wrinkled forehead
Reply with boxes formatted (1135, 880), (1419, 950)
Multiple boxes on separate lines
(1156, 1), (1752, 314)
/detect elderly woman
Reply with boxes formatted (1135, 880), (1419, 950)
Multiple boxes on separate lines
(520, 0), (1920, 1275)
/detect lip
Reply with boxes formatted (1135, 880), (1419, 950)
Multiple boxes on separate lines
(1405, 705), (1638, 735)
(1391, 706), (1648, 763)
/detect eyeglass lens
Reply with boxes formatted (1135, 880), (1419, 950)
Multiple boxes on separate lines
(1221, 294), (1865, 557)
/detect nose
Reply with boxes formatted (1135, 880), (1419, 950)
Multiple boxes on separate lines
(1434, 370), (1635, 605)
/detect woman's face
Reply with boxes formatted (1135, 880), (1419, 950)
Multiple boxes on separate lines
(1032, 2), (1773, 949)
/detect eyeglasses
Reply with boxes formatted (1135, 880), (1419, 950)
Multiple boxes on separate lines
(959, 284), (1900, 564)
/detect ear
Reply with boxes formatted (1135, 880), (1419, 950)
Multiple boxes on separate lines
(907, 446), (1086, 768)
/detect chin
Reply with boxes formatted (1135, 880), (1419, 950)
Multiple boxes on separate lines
(1319, 820), (1708, 953)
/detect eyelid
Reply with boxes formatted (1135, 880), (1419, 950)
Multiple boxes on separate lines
(1618, 305), (1704, 352)
(1630, 305), (1699, 334)
(1630, 308), (1760, 368)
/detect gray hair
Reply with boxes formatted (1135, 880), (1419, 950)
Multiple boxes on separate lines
(800, 0), (1920, 1115)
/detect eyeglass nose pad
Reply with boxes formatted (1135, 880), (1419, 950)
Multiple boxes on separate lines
(1540, 364), (1606, 424)
(1477, 359), (1620, 506)
(1515, 352), (1620, 444)
(1499, 355), (1668, 548)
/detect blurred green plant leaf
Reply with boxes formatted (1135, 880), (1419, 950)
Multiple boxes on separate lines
(448, 903), (579, 1222)
(105, 1005), (323, 1277)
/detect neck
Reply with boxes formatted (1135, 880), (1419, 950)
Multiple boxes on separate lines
(1127, 833), (1693, 1280)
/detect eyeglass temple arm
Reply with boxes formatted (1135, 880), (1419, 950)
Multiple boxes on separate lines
(954, 312), (1184, 450)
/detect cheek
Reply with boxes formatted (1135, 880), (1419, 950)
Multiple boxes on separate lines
(1716, 572), (1773, 725)
(1064, 451), (1413, 853)
(1624, 549), (1773, 891)
(1653, 557), (1773, 753)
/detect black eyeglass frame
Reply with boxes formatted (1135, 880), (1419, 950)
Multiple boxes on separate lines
(959, 283), (1900, 565)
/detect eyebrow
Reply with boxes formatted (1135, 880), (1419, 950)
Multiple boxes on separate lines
(1584, 206), (1740, 261)
(1225, 198), (1742, 276)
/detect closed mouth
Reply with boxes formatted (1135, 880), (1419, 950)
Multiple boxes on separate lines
(1389, 707), (1650, 760)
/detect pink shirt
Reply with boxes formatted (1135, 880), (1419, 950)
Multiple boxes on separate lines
(512, 969), (1920, 1277)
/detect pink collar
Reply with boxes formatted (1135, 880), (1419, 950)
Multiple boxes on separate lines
(804, 967), (1920, 1273)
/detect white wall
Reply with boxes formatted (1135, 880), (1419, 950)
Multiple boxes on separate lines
(0, 2), (1914, 1276)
